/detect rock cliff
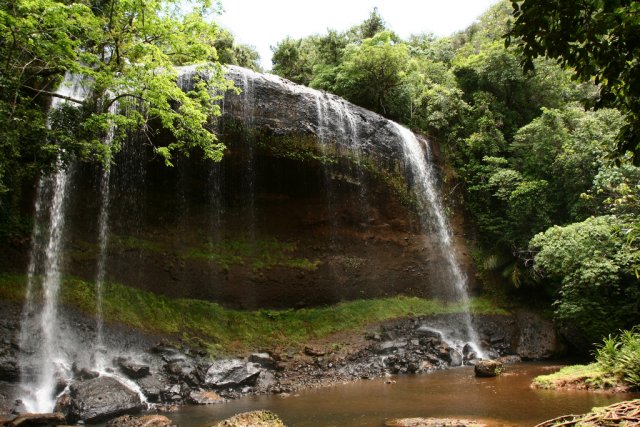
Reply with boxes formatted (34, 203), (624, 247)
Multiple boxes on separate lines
(6, 66), (477, 309)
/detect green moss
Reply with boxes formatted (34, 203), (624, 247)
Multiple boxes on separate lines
(0, 273), (507, 355)
(256, 133), (337, 164)
(111, 235), (162, 252)
(0, 274), (26, 301)
(532, 364), (620, 390)
(184, 237), (320, 271)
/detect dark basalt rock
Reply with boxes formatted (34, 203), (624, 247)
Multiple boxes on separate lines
(221, 66), (406, 167)
(248, 353), (276, 370)
(474, 360), (503, 377)
(204, 360), (261, 389)
(0, 359), (19, 383)
(117, 358), (150, 380)
(135, 375), (166, 403)
(59, 376), (145, 423)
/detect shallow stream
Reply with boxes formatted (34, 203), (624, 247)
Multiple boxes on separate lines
(165, 363), (638, 426)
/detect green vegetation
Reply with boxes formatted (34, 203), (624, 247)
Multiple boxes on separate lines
(185, 237), (320, 271)
(530, 216), (640, 345)
(532, 364), (612, 390)
(596, 328), (640, 388)
(0, 273), (507, 354)
(507, 0), (640, 156)
(0, 0), (261, 242)
(110, 233), (320, 272)
(534, 328), (640, 391)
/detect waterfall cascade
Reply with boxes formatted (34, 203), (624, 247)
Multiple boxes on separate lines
(393, 123), (484, 357)
(18, 77), (146, 413)
(19, 73), (87, 413)
(93, 100), (119, 371)
(17, 66), (484, 413)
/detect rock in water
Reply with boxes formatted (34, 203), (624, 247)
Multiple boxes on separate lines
(60, 376), (145, 423)
(385, 418), (486, 427)
(5, 412), (66, 427)
(213, 410), (285, 427)
(106, 415), (172, 427)
(189, 390), (224, 405)
(474, 360), (503, 378)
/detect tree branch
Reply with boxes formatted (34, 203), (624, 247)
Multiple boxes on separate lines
(23, 86), (85, 104)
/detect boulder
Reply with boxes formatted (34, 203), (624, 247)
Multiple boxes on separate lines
(136, 375), (165, 403)
(497, 355), (522, 365)
(248, 353), (276, 369)
(212, 410), (285, 427)
(474, 360), (503, 378)
(515, 312), (561, 359)
(449, 350), (463, 367)
(60, 376), (145, 423)
(73, 367), (99, 381)
(385, 418), (486, 427)
(188, 390), (224, 405)
(117, 359), (151, 379)
(106, 415), (172, 427)
(204, 360), (261, 388)
(4, 413), (66, 427)
(462, 344), (477, 361)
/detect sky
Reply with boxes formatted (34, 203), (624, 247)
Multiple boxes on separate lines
(215, 0), (501, 70)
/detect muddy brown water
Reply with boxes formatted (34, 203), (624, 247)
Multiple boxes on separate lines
(165, 363), (638, 426)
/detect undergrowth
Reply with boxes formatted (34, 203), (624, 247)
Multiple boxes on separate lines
(596, 328), (640, 388)
(0, 273), (507, 355)
(533, 327), (640, 390)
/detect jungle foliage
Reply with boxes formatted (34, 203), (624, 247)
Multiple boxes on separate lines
(0, 0), (260, 241)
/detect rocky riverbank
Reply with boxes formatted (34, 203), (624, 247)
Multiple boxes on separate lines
(0, 298), (561, 424)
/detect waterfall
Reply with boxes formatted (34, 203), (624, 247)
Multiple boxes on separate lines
(314, 91), (369, 224)
(19, 73), (87, 412)
(93, 101), (118, 371)
(393, 123), (484, 358)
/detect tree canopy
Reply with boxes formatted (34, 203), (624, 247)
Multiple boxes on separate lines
(507, 0), (640, 158)
(0, 0), (258, 191)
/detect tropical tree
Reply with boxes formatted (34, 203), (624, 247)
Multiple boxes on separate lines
(507, 0), (640, 157)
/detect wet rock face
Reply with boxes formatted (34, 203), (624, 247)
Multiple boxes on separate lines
(51, 65), (479, 310)
(117, 358), (150, 380)
(222, 66), (405, 165)
(514, 312), (561, 359)
(58, 377), (145, 423)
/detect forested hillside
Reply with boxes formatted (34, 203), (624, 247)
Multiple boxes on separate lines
(270, 1), (640, 350)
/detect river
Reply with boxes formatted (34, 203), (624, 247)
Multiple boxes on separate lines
(165, 363), (638, 426)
